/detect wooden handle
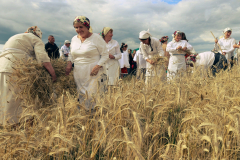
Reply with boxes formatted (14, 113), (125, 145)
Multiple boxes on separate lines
(210, 31), (223, 53)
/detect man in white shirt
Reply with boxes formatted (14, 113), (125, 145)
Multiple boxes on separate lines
(215, 28), (236, 67)
(60, 40), (71, 61)
(133, 49), (146, 79)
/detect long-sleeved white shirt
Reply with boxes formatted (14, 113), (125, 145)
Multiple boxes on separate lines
(107, 39), (121, 60)
(0, 33), (50, 73)
(166, 40), (193, 55)
(60, 45), (70, 57)
(214, 37), (235, 58)
(133, 50), (146, 69)
(140, 37), (164, 60)
(68, 33), (109, 66)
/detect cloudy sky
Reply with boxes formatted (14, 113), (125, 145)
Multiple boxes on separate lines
(0, 0), (240, 53)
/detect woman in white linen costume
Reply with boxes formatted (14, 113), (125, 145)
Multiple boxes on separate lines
(100, 27), (121, 85)
(139, 29), (165, 84)
(119, 43), (130, 78)
(166, 31), (193, 80)
(0, 26), (56, 125)
(65, 16), (109, 110)
(214, 28), (235, 67)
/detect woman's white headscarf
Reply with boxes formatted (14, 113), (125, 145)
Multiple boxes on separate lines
(223, 27), (232, 33)
(139, 29), (151, 39)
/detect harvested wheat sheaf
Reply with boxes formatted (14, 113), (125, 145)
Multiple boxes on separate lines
(1, 59), (240, 159)
(9, 58), (77, 107)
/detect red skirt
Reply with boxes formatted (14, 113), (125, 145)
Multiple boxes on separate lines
(121, 67), (128, 74)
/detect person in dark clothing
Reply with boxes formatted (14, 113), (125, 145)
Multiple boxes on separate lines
(45, 35), (59, 59)
(131, 50), (137, 75)
(128, 49), (133, 74)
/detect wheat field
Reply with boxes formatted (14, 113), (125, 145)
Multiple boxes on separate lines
(1, 58), (240, 159)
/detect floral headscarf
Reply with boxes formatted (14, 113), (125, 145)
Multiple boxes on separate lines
(100, 27), (112, 38)
(186, 53), (198, 65)
(160, 36), (169, 43)
(25, 26), (42, 39)
(172, 30), (182, 38)
(73, 16), (92, 33)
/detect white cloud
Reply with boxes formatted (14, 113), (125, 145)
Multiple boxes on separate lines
(0, 0), (240, 53)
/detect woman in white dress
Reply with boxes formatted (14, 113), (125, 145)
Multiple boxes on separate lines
(214, 28), (236, 67)
(0, 26), (56, 125)
(65, 16), (109, 110)
(100, 27), (121, 85)
(139, 29), (165, 85)
(166, 31), (193, 80)
(119, 43), (130, 79)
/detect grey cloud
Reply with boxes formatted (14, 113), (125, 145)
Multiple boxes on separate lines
(0, 0), (240, 53)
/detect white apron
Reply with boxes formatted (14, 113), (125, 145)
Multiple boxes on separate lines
(106, 59), (120, 85)
(167, 55), (186, 80)
(0, 72), (21, 125)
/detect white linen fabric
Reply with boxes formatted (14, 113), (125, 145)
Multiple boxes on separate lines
(118, 50), (130, 68)
(195, 51), (215, 74)
(0, 33), (50, 125)
(214, 37), (235, 62)
(0, 73), (22, 125)
(133, 50), (146, 69)
(0, 33), (50, 73)
(139, 29), (151, 39)
(105, 39), (121, 85)
(166, 40), (193, 80)
(140, 37), (164, 77)
(68, 33), (109, 109)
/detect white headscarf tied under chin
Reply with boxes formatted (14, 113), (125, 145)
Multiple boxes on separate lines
(139, 29), (151, 39)
(223, 27), (232, 33)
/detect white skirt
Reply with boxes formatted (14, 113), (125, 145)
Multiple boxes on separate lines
(106, 59), (120, 85)
(0, 72), (21, 125)
(167, 55), (186, 80)
(73, 62), (106, 110)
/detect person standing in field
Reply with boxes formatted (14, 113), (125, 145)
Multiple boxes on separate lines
(214, 28), (235, 68)
(166, 31), (193, 80)
(60, 40), (71, 61)
(100, 27), (121, 86)
(133, 49), (146, 79)
(131, 50), (137, 75)
(45, 35), (60, 59)
(0, 26), (56, 125)
(128, 49), (133, 75)
(65, 16), (109, 110)
(139, 29), (165, 85)
(160, 36), (170, 70)
(119, 43), (130, 79)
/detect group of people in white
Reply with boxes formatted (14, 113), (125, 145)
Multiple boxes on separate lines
(0, 15), (240, 125)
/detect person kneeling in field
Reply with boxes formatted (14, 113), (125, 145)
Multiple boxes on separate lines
(186, 51), (228, 76)
(0, 26), (57, 126)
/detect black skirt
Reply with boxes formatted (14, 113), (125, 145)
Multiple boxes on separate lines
(211, 52), (228, 76)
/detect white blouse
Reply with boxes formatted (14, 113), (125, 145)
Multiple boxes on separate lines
(119, 50), (130, 68)
(166, 40), (193, 55)
(106, 39), (121, 60)
(214, 37), (235, 58)
(140, 37), (164, 60)
(68, 33), (109, 66)
(0, 33), (50, 73)
(133, 50), (146, 69)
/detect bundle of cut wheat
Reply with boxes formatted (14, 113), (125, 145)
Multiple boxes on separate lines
(9, 58), (77, 107)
